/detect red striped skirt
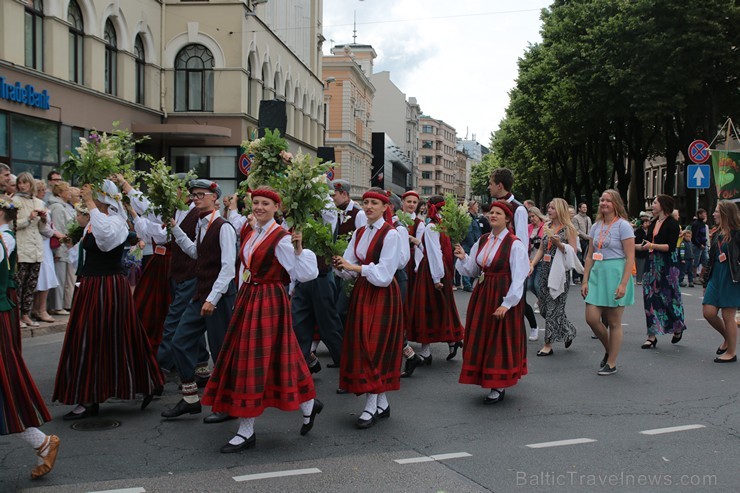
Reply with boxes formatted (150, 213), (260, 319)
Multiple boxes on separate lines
(53, 274), (163, 404)
(340, 277), (403, 394)
(203, 282), (315, 418)
(133, 252), (172, 354)
(459, 274), (527, 388)
(1, 310), (51, 434)
(407, 257), (464, 344)
(8, 288), (21, 352)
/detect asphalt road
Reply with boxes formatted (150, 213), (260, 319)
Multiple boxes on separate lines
(2, 284), (739, 493)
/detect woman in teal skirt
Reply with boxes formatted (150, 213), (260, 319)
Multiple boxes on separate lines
(581, 190), (635, 375)
(702, 201), (740, 363)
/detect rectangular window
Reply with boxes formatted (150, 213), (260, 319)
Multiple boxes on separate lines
(0, 113), (7, 157)
(421, 171), (432, 179)
(421, 186), (433, 195)
(171, 147), (238, 196)
(422, 125), (433, 134)
(24, 9), (43, 70)
(9, 114), (59, 178)
(422, 140), (433, 149)
(422, 156), (433, 164)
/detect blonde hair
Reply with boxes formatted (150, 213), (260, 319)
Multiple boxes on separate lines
(16, 172), (37, 196)
(550, 198), (577, 240)
(52, 181), (70, 196)
(595, 189), (629, 222)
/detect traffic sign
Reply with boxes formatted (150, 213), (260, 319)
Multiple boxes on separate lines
(238, 153), (253, 176)
(687, 164), (710, 189)
(688, 139), (710, 164)
(326, 167), (335, 181)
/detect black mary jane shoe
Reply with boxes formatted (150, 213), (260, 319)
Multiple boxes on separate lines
(420, 354), (433, 366)
(716, 346), (728, 355)
(401, 354), (423, 378)
(326, 362), (340, 368)
(309, 359), (322, 374)
(376, 406), (391, 419)
(161, 399), (202, 418)
(203, 412), (237, 424)
(63, 403), (99, 421)
(671, 332), (683, 344)
(300, 399), (323, 436)
(447, 341), (463, 361)
(220, 433), (256, 454)
(355, 411), (376, 429)
(714, 355), (737, 363)
(484, 389), (506, 405)
(141, 394), (155, 411)
(336, 388), (349, 395)
(600, 353), (609, 368)
(641, 338), (657, 349)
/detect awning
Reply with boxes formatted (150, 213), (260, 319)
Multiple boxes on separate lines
(131, 123), (231, 138)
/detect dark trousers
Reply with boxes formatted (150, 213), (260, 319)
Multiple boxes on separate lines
(680, 259), (695, 284)
(395, 268), (410, 347)
(335, 276), (350, 328)
(157, 278), (209, 372)
(292, 273), (344, 365)
(171, 282), (235, 383)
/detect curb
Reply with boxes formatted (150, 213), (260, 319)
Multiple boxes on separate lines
(21, 317), (69, 338)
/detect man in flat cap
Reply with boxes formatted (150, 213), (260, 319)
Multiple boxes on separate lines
(162, 179), (237, 422)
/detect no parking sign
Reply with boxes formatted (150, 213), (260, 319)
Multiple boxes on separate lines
(239, 153), (253, 176)
(688, 140), (710, 164)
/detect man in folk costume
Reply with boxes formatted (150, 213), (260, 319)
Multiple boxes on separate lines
(161, 180), (237, 422)
(330, 179), (367, 328)
(155, 176), (211, 389)
(400, 190), (424, 377)
(333, 188), (404, 429)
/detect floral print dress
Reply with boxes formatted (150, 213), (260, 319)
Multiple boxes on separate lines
(538, 228), (576, 344)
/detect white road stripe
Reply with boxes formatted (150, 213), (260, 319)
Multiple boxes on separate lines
(394, 452), (472, 464)
(526, 438), (597, 449)
(639, 424), (705, 435)
(233, 468), (321, 482)
(682, 292), (693, 297)
(89, 488), (145, 493)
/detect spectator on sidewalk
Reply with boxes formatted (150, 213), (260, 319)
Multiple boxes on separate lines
(634, 213), (651, 284)
(572, 203), (592, 284)
(691, 209), (709, 283)
(459, 200), (483, 292)
(679, 229), (695, 287)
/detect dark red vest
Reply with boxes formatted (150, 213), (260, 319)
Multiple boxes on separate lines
(170, 208), (199, 282)
(353, 222), (392, 266)
(241, 226), (291, 285)
(338, 203), (362, 237)
(193, 216), (228, 302)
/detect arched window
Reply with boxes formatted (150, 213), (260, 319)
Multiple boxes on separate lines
(67, 0), (83, 83)
(247, 57), (253, 115)
(24, 0), (44, 70)
(261, 64), (269, 100)
(273, 73), (280, 98)
(134, 35), (145, 104)
(175, 44), (214, 112)
(104, 20), (117, 95)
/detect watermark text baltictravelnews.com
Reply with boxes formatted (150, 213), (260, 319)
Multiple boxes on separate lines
(515, 471), (718, 488)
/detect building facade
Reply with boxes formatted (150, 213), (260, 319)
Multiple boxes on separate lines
(455, 149), (471, 199)
(418, 115), (456, 198)
(322, 44), (375, 196)
(0, 0), (325, 196)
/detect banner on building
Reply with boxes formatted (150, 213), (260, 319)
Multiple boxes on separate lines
(712, 150), (740, 201)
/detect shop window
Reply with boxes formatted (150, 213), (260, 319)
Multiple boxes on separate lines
(24, 0), (44, 70)
(104, 20), (117, 95)
(0, 113), (7, 158)
(68, 1), (84, 83)
(134, 35), (145, 104)
(170, 147), (237, 196)
(175, 44), (214, 112)
(10, 114), (59, 178)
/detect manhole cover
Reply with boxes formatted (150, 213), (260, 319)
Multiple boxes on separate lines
(70, 419), (121, 431)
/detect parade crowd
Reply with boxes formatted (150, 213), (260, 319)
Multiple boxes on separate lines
(1, 162), (738, 481)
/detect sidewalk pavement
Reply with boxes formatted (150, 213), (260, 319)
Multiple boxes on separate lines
(21, 313), (69, 339)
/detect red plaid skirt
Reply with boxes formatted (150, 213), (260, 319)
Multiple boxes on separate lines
(340, 277), (403, 394)
(407, 257), (464, 344)
(459, 273), (527, 388)
(203, 282), (315, 418)
(1, 310), (51, 434)
(8, 288), (20, 352)
(53, 274), (163, 404)
(133, 252), (172, 354)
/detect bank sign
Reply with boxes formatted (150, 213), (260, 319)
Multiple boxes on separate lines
(0, 76), (50, 110)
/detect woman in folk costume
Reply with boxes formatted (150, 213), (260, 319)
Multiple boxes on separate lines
(454, 201), (529, 403)
(332, 187), (404, 430)
(400, 190), (424, 377)
(131, 209), (172, 356)
(0, 197), (60, 479)
(202, 186), (321, 453)
(407, 195), (464, 364)
(53, 181), (163, 419)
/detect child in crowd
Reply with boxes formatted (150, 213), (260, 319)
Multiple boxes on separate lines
(679, 230), (695, 287)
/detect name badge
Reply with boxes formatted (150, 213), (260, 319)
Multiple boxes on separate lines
(154, 245), (167, 256)
(543, 254), (552, 262)
(719, 252), (727, 263)
(592, 252), (604, 261)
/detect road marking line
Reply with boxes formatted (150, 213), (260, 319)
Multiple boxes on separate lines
(682, 293), (693, 297)
(526, 438), (596, 449)
(394, 452), (472, 464)
(639, 424), (705, 435)
(233, 468), (321, 482)
(89, 489), (145, 493)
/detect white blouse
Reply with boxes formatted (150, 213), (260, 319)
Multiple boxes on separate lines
(392, 216), (411, 270)
(0, 225), (16, 261)
(89, 209), (129, 252)
(334, 217), (401, 287)
(456, 229), (529, 309)
(418, 223), (445, 284)
(238, 218), (318, 287)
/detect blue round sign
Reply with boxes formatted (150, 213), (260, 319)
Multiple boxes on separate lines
(239, 153), (253, 176)
(326, 167), (335, 181)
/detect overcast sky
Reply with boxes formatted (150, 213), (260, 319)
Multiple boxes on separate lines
(322, 0), (552, 147)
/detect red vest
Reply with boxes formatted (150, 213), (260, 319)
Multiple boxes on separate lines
(193, 216), (228, 302)
(170, 208), (199, 282)
(240, 225), (291, 285)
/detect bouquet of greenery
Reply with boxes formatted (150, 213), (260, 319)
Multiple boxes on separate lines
(301, 217), (352, 266)
(242, 129), (290, 191)
(65, 219), (84, 245)
(395, 210), (414, 228)
(135, 158), (195, 237)
(437, 193), (472, 245)
(279, 152), (331, 232)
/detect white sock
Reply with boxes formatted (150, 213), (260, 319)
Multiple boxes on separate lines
(70, 404), (87, 415)
(19, 427), (46, 449)
(487, 388), (503, 399)
(310, 340), (320, 353)
(419, 344), (431, 358)
(377, 392), (388, 411)
(361, 393), (378, 419)
(300, 399), (315, 424)
(230, 418), (255, 445)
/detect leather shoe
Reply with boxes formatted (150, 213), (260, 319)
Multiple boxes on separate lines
(30, 435), (60, 479)
(421, 354), (433, 366)
(220, 433), (256, 453)
(63, 403), (99, 420)
(671, 332), (683, 344)
(714, 355), (737, 363)
(203, 411), (236, 424)
(447, 341), (463, 361)
(300, 399), (323, 436)
(536, 349), (554, 357)
(327, 362), (340, 368)
(484, 389), (506, 404)
(161, 399), (202, 418)
(336, 388), (348, 395)
(401, 354), (423, 378)
(355, 411), (376, 429)
(376, 405), (390, 419)
(716, 346), (728, 355)
(564, 338), (573, 349)
(309, 359), (322, 374)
